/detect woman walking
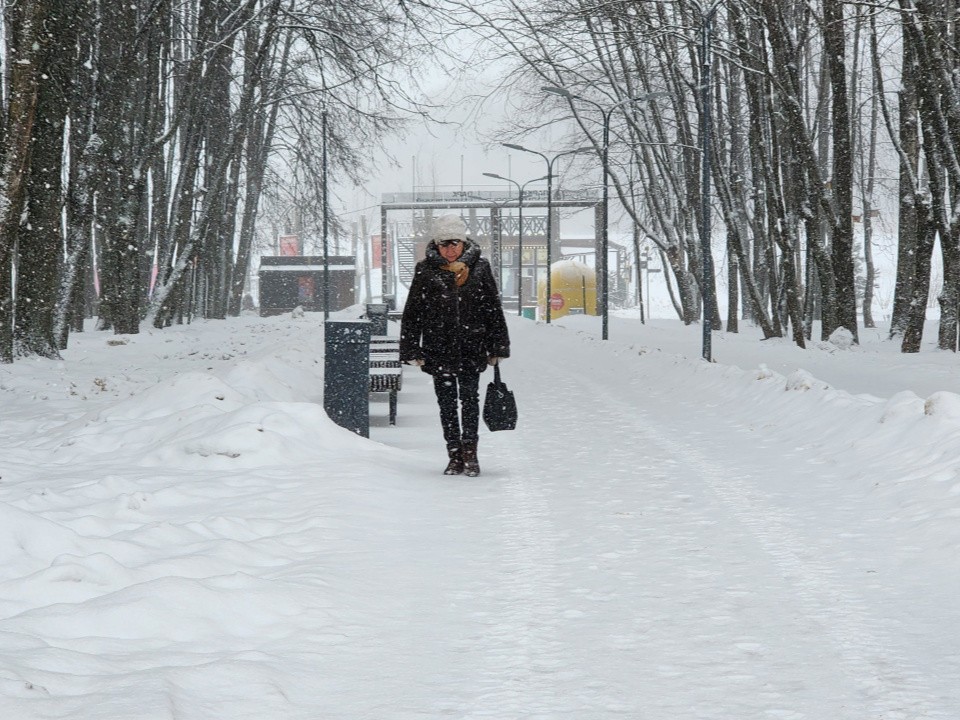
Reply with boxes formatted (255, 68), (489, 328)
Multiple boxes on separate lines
(400, 214), (510, 477)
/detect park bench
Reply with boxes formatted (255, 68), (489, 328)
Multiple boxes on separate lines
(369, 336), (402, 425)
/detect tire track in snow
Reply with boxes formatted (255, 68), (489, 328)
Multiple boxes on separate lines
(629, 394), (951, 720)
(449, 327), (953, 717)
(519, 336), (949, 718)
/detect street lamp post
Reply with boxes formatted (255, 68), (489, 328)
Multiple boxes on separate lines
(482, 172), (549, 315)
(500, 144), (591, 323)
(321, 107), (330, 320)
(542, 86), (667, 340)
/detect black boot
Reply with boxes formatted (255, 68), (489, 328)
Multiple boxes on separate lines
(443, 442), (464, 475)
(462, 441), (480, 477)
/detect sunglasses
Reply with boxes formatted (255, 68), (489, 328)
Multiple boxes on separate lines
(438, 239), (463, 248)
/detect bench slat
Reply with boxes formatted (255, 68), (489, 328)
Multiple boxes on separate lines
(369, 379), (401, 393)
(369, 371), (402, 392)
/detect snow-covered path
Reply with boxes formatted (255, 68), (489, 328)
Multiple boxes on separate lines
(2, 313), (959, 718)
(370, 323), (959, 719)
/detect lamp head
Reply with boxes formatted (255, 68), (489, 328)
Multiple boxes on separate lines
(483, 172), (506, 181)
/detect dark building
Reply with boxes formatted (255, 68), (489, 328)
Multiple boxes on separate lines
(258, 256), (357, 316)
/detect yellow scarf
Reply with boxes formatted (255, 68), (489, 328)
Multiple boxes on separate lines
(441, 261), (469, 287)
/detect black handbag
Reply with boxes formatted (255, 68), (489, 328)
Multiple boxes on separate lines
(483, 364), (517, 431)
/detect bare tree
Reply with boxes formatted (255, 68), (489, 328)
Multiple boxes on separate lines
(14, 1), (91, 358)
(887, 16), (920, 341)
(823, 0), (858, 341)
(0, 0), (47, 362)
(897, 0), (960, 351)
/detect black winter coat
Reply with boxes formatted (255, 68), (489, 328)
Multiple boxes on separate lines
(400, 239), (510, 376)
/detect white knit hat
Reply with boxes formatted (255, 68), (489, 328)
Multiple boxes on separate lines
(432, 214), (467, 242)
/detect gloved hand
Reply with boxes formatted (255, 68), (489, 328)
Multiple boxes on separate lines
(405, 359), (425, 367)
(487, 356), (502, 366)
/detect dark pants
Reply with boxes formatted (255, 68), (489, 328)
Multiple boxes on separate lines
(433, 371), (480, 447)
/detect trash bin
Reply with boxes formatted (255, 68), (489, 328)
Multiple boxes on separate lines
(324, 320), (371, 437)
(365, 303), (389, 336)
(521, 306), (536, 320)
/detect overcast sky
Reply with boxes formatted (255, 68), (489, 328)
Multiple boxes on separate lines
(334, 59), (606, 241)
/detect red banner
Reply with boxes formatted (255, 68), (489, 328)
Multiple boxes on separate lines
(279, 234), (300, 256)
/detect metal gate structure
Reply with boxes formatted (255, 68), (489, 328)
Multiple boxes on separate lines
(378, 189), (603, 311)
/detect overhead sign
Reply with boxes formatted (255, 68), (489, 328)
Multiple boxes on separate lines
(381, 188), (598, 204)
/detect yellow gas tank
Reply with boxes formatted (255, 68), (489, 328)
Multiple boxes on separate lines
(537, 259), (597, 319)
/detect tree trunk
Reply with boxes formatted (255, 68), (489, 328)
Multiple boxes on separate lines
(824, 0), (858, 341)
(890, 27), (920, 338)
(902, 199), (935, 353)
(0, 0), (46, 362)
(726, 233), (739, 333)
(95, 0), (146, 335)
(56, 9), (98, 349)
(938, 217), (960, 351)
(860, 58), (880, 329)
(16, 0), (81, 358)
(16, 72), (66, 358)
